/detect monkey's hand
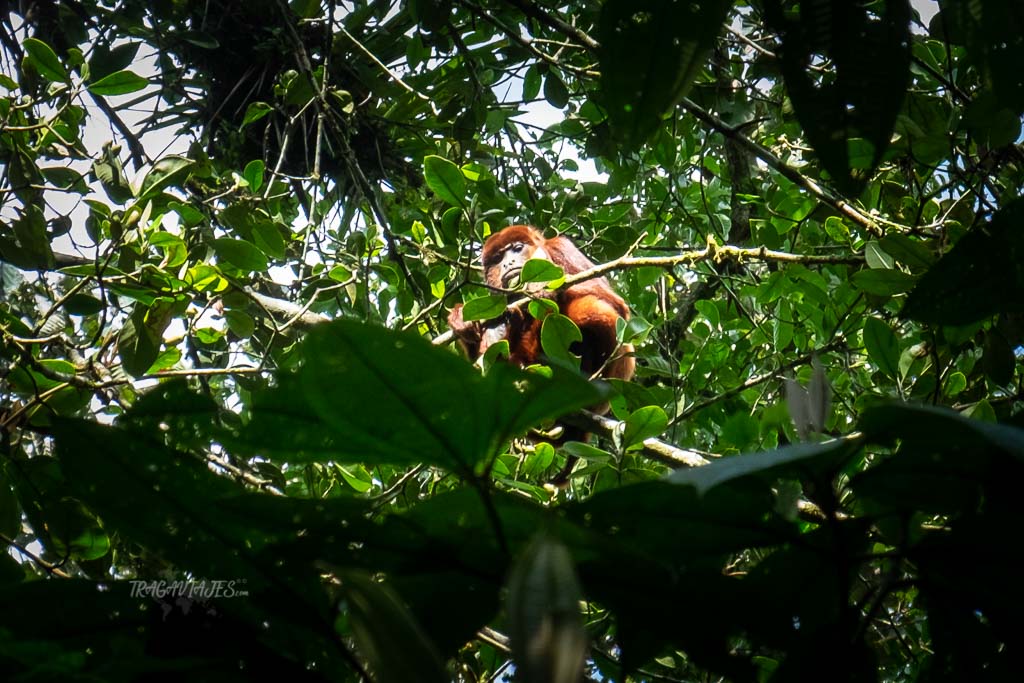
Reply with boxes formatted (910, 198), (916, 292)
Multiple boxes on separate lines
(448, 303), (483, 356)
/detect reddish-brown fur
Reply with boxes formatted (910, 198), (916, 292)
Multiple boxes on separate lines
(448, 226), (635, 480)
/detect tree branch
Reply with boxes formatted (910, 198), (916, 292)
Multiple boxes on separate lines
(680, 98), (883, 236)
(433, 242), (863, 346)
(500, 0), (599, 52)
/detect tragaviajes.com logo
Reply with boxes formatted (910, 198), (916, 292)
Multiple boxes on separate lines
(129, 579), (247, 600)
(129, 579), (248, 620)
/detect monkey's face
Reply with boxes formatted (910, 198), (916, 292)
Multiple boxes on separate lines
(488, 241), (549, 288)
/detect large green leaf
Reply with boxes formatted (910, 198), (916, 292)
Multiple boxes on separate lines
(858, 402), (1024, 462)
(599, 0), (732, 150)
(764, 0), (912, 195)
(901, 199), (1024, 324)
(240, 321), (603, 471)
(666, 438), (862, 496)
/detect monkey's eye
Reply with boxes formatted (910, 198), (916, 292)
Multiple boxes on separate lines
(510, 243), (525, 253)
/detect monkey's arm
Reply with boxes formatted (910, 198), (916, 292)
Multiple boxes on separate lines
(447, 304), (483, 358)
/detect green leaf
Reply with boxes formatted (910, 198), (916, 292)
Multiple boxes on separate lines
(138, 156), (193, 200)
(87, 42), (141, 82)
(328, 265), (352, 282)
(224, 309), (255, 338)
(520, 258), (564, 284)
(763, 0), (912, 195)
(252, 221), (286, 259)
(238, 321), (603, 470)
(118, 302), (172, 377)
(878, 234), (935, 272)
(87, 69), (147, 96)
(851, 268), (917, 296)
(423, 155), (466, 206)
(10, 205), (54, 269)
(241, 101), (272, 128)
(942, 0), (1024, 114)
(150, 231), (188, 268)
(859, 403), (1024, 462)
(599, 0), (732, 150)
(562, 441), (612, 464)
(528, 298), (559, 319)
(862, 317), (900, 380)
(243, 159), (265, 192)
(23, 38), (69, 83)
(622, 406), (669, 450)
(212, 238), (269, 272)
(864, 240), (895, 269)
(852, 403), (1024, 515)
(540, 314), (582, 371)
(64, 294), (104, 316)
(523, 64), (542, 101)
(945, 371), (967, 397)
(543, 72), (569, 109)
(901, 199), (1024, 324)
(461, 295), (506, 322)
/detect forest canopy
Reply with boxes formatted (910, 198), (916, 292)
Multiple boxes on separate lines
(1, 1), (1023, 681)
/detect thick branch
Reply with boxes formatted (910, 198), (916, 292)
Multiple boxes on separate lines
(561, 410), (710, 469)
(241, 286), (329, 328)
(433, 242), (863, 345)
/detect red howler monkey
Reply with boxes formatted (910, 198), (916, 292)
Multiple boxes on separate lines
(448, 225), (635, 480)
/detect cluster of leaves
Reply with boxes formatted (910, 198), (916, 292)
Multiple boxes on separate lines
(2, 0), (1023, 681)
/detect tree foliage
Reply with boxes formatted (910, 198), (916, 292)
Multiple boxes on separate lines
(2, 1), (1023, 681)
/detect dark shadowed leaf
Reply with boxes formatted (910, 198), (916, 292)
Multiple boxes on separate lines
(941, 0), (1024, 114)
(507, 534), (587, 683)
(764, 0), (911, 195)
(340, 571), (447, 683)
(862, 317), (900, 380)
(599, 0), (732, 150)
(859, 402), (1024, 462)
(902, 200), (1024, 324)
(667, 438), (862, 496)
(241, 321), (602, 471)
(850, 268), (916, 296)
